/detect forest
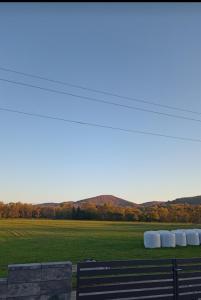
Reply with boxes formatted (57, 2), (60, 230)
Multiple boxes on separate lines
(0, 201), (201, 223)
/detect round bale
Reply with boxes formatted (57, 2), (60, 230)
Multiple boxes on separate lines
(185, 230), (200, 245)
(193, 229), (201, 245)
(144, 231), (161, 249)
(159, 231), (176, 248)
(171, 230), (187, 246)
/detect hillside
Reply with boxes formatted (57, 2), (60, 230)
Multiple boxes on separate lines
(38, 194), (201, 208)
(75, 195), (137, 208)
(170, 195), (201, 205)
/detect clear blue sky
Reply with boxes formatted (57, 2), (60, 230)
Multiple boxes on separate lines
(0, 3), (201, 204)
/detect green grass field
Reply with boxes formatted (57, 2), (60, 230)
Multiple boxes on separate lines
(0, 219), (201, 277)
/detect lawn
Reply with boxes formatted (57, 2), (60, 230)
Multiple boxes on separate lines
(0, 219), (201, 277)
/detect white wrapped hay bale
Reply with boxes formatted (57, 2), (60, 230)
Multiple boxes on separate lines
(192, 229), (201, 244)
(144, 231), (161, 248)
(171, 230), (187, 246)
(185, 230), (200, 245)
(159, 231), (176, 248)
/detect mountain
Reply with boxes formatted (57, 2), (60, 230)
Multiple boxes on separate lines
(37, 194), (201, 208)
(170, 195), (201, 205)
(75, 195), (137, 208)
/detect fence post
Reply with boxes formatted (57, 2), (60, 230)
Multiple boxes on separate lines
(172, 258), (178, 300)
(76, 263), (80, 300)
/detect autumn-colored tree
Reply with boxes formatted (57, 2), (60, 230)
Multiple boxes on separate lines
(0, 201), (201, 223)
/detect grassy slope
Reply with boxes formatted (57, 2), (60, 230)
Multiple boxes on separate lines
(0, 219), (201, 277)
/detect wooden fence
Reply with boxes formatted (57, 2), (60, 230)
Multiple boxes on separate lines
(76, 257), (201, 299)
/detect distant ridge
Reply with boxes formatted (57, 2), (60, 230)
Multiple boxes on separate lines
(38, 194), (201, 208)
(75, 195), (137, 208)
(170, 195), (201, 205)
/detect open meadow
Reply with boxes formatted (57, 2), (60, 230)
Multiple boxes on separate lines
(0, 219), (201, 277)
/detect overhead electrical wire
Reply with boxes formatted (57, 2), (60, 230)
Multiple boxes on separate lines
(1, 77), (201, 124)
(0, 106), (201, 143)
(0, 65), (200, 116)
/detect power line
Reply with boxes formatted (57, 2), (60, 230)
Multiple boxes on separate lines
(0, 65), (200, 116)
(1, 77), (201, 124)
(0, 106), (201, 143)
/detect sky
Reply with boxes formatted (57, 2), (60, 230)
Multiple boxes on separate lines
(0, 3), (201, 204)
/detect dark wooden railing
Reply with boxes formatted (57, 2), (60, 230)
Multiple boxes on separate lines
(77, 258), (201, 300)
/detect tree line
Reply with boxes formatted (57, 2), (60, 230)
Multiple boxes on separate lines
(1, 201), (201, 223)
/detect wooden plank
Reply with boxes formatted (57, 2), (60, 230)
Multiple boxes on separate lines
(78, 258), (172, 269)
(177, 258), (201, 264)
(178, 265), (201, 271)
(178, 278), (201, 286)
(179, 285), (201, 293)
(79, 273), (173, 286)
(79, 265), (173, 277)
(178, 291), (201, 299)
(78, 287), (174, 299)
(179, 272), (201, 279)
(78, 294), (174, 300)
(78, 280), (173, 293)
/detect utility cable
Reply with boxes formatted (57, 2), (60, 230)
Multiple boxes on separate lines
(0, 106), (201, 143)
